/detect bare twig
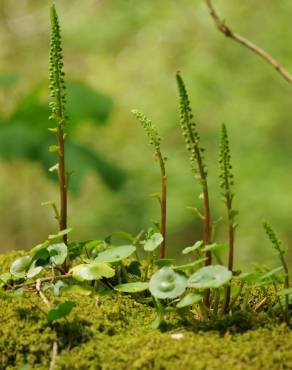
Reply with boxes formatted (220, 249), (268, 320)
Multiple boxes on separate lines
(35, 278), (59, 370)
(49, 340), (58, 370)
(205, 0), (292, 85)
(36, 279), (51, 308)
(11, 274), (72, 290)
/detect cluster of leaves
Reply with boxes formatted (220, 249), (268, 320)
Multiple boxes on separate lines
(1, 3), (291, 334)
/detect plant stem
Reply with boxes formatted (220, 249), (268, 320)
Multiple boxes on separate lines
(223, 197), (234, 312)
(219, 124), (235, 313)
(213, 289), (220, 316)
(279, 253), (290, 324)
(50, 5), (69, 270)
(57, 123), (68, 247)
(229, 281), (244, 311)
(241, 288), (250, 311)
(157, 149), (167, 258)
(202, 184), (211, 306)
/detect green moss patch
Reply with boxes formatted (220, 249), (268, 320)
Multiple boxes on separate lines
(1, 252), (292, 370)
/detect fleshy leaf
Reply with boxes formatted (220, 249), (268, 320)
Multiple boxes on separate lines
(47, 300), (75, 322)
(95, 245), (136, 263)
(70, 262), (115, 281)
(27, 260), (43, 279)
(47, 243), (68, 266)
(143, 233), (163, 252)
(149, 267), (187, 299)
(10, 256), (32, 278)
(114, 282), (149, 293)
(176, 292), (203, 308)
(188, 265), (232, 289)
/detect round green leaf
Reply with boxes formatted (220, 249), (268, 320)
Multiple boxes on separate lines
(47, 243), (68, 266)
(149, 267), (187, 299)
(95, 245), (136, 263)
(10, 256), (32, 278)
(47, 300), (75, 322)
(188, 265), (232, 289)
(176, 292), (203, 308)
(114, 282), (149, 293)
(70, 262), (115, 281)
(143, 233), (163, 252)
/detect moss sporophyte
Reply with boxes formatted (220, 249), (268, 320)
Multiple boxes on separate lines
(1, 3), (292, 370)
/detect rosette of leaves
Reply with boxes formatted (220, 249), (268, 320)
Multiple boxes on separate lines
(149, 267), (187, 299)
(9, 241), (69, 280)
(10, 256), (42, 279)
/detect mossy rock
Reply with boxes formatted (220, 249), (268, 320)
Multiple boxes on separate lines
(1, 252), (292, 370)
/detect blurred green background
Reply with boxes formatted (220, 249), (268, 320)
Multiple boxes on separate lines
(0, 0), (292, 269)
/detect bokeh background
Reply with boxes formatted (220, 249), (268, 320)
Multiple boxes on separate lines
(0, 0), (292, 269)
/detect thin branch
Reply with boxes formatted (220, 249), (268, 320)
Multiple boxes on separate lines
(205, 0), (292, 85)
(11, 274), (72, 290)
(49, 340), (58, 370)
(36, 278), (51, 308)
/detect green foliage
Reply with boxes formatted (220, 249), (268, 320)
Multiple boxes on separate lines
(114, 282), (149, 293)
(149, 267), (187, 299)
(47, 300), (75, 322)
(142, 232), (163, 252)
(2, 3), (292, 353)
(10, 256), (33, 278)
(188, 265), (232, 289)
(47, 243), (68, 266)
(95, 245), (136, 263)
(0, 81), (124, 193)
(176, 292), (203, 308)
(70, 262), (115, 281)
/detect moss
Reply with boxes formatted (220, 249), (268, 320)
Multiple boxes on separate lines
(1, 252), (292, 370)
